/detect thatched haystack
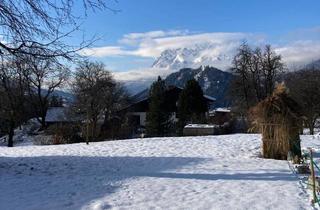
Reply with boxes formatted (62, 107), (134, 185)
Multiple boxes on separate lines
(250, 84), (302, 160)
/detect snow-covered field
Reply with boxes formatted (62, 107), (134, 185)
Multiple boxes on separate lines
(0, 134), (318, 210)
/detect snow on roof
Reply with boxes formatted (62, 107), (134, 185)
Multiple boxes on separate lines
(45, 107), (76, 123)
(203, 95), (216, 101)
(214, 108), (231, 113)
(184, 124), (218, 128)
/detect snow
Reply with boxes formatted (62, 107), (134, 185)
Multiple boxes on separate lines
(215, 107), (231, 113)
(184, 124), (217, 128)
(0, 134), (315, 210)
(203, 94), (216, 101)
(151, 44), (233, 71)
(0, 119), (39, 146)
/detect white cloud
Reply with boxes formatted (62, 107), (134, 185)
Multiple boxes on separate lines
(80, 28), (320, 71)
(80, 30), (264, 58)
(131, 32), (262, 58)
(80, 46), (128, 57)
(113, 67), (173, 82)
(108, 31), (259, 82)
(119, 30), (189, 46)
(275, 40), (320, 67)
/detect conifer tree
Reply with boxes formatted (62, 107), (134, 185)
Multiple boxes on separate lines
(177, 79), (208, 135)
(146, 76), (172, 137)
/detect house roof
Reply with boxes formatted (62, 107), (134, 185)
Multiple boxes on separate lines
(46, 107), (78, 123)
(131, 88), (150, 104)
(131, 85), (216, 104)
(203, 95), (216, 102)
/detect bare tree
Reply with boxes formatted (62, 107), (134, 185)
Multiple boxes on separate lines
(0, 56), (29, 146)
(73, 60), (115, 144)
(286, 68), (320, 135)
(231, 42), (253, 110)
(0, 0), (116, 59)
(230, 43), (285, 114)
(250, 47), (264, 101)
(261, 45), (284, 97)
(22, 55), (70, 128)
(103, 82), (130, 123)
(0, 0), (116, 145)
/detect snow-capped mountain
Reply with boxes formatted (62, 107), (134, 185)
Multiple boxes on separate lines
(124, 44), (233, 94)
(152, 43), (232, 71)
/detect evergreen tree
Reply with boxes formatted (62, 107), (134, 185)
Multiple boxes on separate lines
(146, 76), (172, 137)
(177, 79), (208, 135)
(49, 95), (64, 107)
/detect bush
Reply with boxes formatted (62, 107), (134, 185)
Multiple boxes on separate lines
(46, 124), (83, 144)
(100, 120), (135, 140)
(33, 134), (54, 145)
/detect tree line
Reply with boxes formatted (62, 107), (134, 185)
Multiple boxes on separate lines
(0, 57), (129, 147)
(0, 0), (121, 147)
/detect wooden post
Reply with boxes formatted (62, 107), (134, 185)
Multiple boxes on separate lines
(310, 149), (317, 203)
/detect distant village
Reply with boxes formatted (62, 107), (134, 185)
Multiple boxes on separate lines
(43, 82), (233, 143)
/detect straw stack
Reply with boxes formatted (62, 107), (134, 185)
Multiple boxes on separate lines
(250, 84), (302, 160)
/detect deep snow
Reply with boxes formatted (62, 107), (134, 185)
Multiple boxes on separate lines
(0, 134), (317, 210)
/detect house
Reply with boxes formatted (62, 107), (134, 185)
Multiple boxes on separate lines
(183, 124), (218, 136)
(45, 107), (80, 126)
(208, 107), (231, 125)
(121, 85), (215, 129)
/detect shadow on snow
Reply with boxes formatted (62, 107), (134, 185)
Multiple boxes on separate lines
(0, 155), (297, 209)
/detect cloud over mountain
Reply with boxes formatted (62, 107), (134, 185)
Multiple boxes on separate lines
(80, 30), (263, 59)
(83, 28), (320, 83)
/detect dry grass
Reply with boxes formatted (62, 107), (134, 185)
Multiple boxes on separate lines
(250, 84), (302, 160)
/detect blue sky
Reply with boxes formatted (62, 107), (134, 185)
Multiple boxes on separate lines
(75, 0), (320, 79)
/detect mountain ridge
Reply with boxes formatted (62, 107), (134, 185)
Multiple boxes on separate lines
(152, 43), (232, 71)
(164, 66), (233, 107)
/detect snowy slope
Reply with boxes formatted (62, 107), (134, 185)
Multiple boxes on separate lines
(0, 134), (313, 210)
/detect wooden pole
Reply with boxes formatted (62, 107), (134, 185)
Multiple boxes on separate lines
(310, 149), (317, 204)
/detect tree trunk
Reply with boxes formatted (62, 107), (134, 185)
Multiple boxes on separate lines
(86, 112), (89, 145)
(8, 120), (14, 147)
(309, 125), (315, 135)
(241, 73), (250, 109)
(92, 119), (97, 140)
(41, 114), (46, 129)
(40, 105), (48, 129)
(307, 119), (315, 135)
(86, 123), (89, 145)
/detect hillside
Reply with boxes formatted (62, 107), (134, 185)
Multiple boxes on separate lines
(306, 59), (320, 69)
(165, 66), (233, 107)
